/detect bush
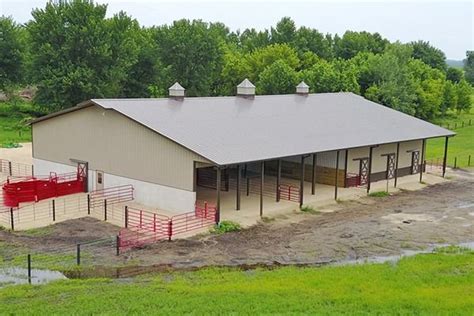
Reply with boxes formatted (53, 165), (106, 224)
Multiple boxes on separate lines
(300, 205), (319, 214)
(368, 191), (389, 197)
(212, 221), (241, 234)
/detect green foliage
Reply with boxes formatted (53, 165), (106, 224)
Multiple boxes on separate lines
(257, 60), (299, 95)
(153, 19), (224, 97)
(464, 51), (474, 85)
(0, 16), (26, 94)
(410, 40), (447, 71)
(446, 67), (464, 83)
(368, 191), (389, 197)
(334, 31), (389, 60)
(0, 251), (473, 314)
(300, 205), (319, 214)
(211, 221), (241, 234)
(456, 80), (473, 113)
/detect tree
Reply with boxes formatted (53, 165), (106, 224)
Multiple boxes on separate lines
(246, 44), (300, 82)
(410, 40), (447, 72)
(239, 28), (270, 52)
(456, 80), (473, 113)
(217, 49), (251, 95)
(464, 51), (474, 85)
(334, 31), (388, 59)
(28, 0), (135, 110)
(0, 16), (25, 95)
(256, 60), (299, 95)
(441, 81), (457, 115)
(446, 67), (463, 83)
(270, 17), (296, 44)
(154, 19), (223, 96)
(293, 27), (333, 60)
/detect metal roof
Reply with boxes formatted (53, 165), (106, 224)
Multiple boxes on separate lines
(32, 92), (455, 166)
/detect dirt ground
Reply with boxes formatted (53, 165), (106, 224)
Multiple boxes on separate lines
(1, 169), (473, 269)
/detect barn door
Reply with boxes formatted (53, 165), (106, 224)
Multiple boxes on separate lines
(76, 162), (88, 192)
(411, 151), (420, 174)
(359, 158), (369, 185)
(386, 154), (396, 179)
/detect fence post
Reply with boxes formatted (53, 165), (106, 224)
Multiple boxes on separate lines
(168, 220), (172, 241)
(87, 194), (91, 215)
(204, 202), (208, 218)
(454, 157), (457, 169)
(104, 199), (107, 221)
(153, 213), (157, 232)
(31, 165), (34, 177)
(116, 235), (120, 256)
(140, 210), (143, 228)
(125, 206), (128, 228)
(8, 161), (12, 176)
(27, 254), (32, 284)
(469, 155), (471, 167)
(76, 244), (81, 265)
(52, 199), (56, 222)
(10, 208), (14, 231)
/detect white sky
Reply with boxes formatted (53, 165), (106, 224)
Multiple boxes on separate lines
(1, 0), (472, 59)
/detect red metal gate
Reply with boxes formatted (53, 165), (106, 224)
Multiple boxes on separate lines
(278, 184), (300, 203)
(118, 202), (217, 252)
(2, 170), (86, 207)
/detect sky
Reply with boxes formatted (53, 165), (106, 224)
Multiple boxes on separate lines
(1, 0), (472, 60)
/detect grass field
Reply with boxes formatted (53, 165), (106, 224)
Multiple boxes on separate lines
(426, 109), (473, 168)
(0, 101), (35, 147)
(0, 248), (473, 315)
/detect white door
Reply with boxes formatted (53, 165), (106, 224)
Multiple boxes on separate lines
(96, 170), (104, 190)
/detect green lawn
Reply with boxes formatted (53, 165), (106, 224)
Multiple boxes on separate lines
(0, 101), (36, 147)
(0, 248), (473, 315)
(426, 109), (474, 168)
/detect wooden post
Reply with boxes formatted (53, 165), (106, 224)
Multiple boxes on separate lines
(311, 154), (316, 195)
(299, 155), (305, 207)
(442, 137), (449, 177)
(419, 139), (426, 183)
(216, 167), (221, 224)
(335, 150), (340, 200)
(260, 161), (264, 217)
(10, 208), (14, 231)
(87, 194), (91, 215)
(343, 150), (348, 188)
(27, 254), (32, 284)
(394, 142), (400, 187)
(276, 159), (281, 202)
(52, 199), (56, 221)
(236, 164), (241, 211)
(76, 244), (81, 266)
(124, 206), (128, 228)
(104, 199), (107, 221)
(367, 146), (374, 194)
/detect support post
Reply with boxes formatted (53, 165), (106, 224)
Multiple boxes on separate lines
(104, 199), (107, 221)
(236, 164), (241, 211)
(116, 235), (120, 256)
(10, 208), (14, 231)
(394, 142), (400, 187)
(27, 254), (31, 284)
(124, 206), (128, 228)
(168, 220), (173, 241)
(76, 244), (81, 265)
(299, 156), (305, 207)
(31, 165), (34, 177)
(343, 150), (348, 188)
(246, 177), (250, 196)
(311, 154), (316, 195)
(216, 167), (221, 224)
(335, 150), (340, 200)
(276, 159), (281, 202)
(420, 139), (426, 183)
(260, 161), (265, 217)
(442, 137), (449, 177)
(52, 199), (56, 221)
(367, 146), (374, 194)
(87, 194), (91, 215)
(8, 161), (12, 176)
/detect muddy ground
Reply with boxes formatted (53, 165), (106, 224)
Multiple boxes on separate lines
(1, 170), (473, 269)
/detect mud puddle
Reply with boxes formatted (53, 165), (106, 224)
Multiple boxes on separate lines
(0, 267), (66, 286)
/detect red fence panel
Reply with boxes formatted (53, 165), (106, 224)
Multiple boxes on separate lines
(345, 173), (361, 188)
(118, 202), (217, 253)
(89, 185), (134, 208)
(2, 172), (85, 207)
(278, 184), (300, 203)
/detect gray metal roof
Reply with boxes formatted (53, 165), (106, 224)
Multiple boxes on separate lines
(33, 92), (455, 165)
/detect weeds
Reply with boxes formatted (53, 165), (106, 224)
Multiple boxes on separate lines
(368, 191), (389, 198)
(300, 205), (320, 214)
(211, 221), (241, 234)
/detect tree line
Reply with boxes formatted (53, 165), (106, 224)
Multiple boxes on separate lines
(0, 0), (473, 120)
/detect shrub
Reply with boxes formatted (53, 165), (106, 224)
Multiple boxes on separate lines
(212, 221), (241, 234)
(300, 205), (319, 214)
(368, 191), (389, 197)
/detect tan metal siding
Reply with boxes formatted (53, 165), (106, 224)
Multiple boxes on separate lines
(32, 106), (210, 191)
